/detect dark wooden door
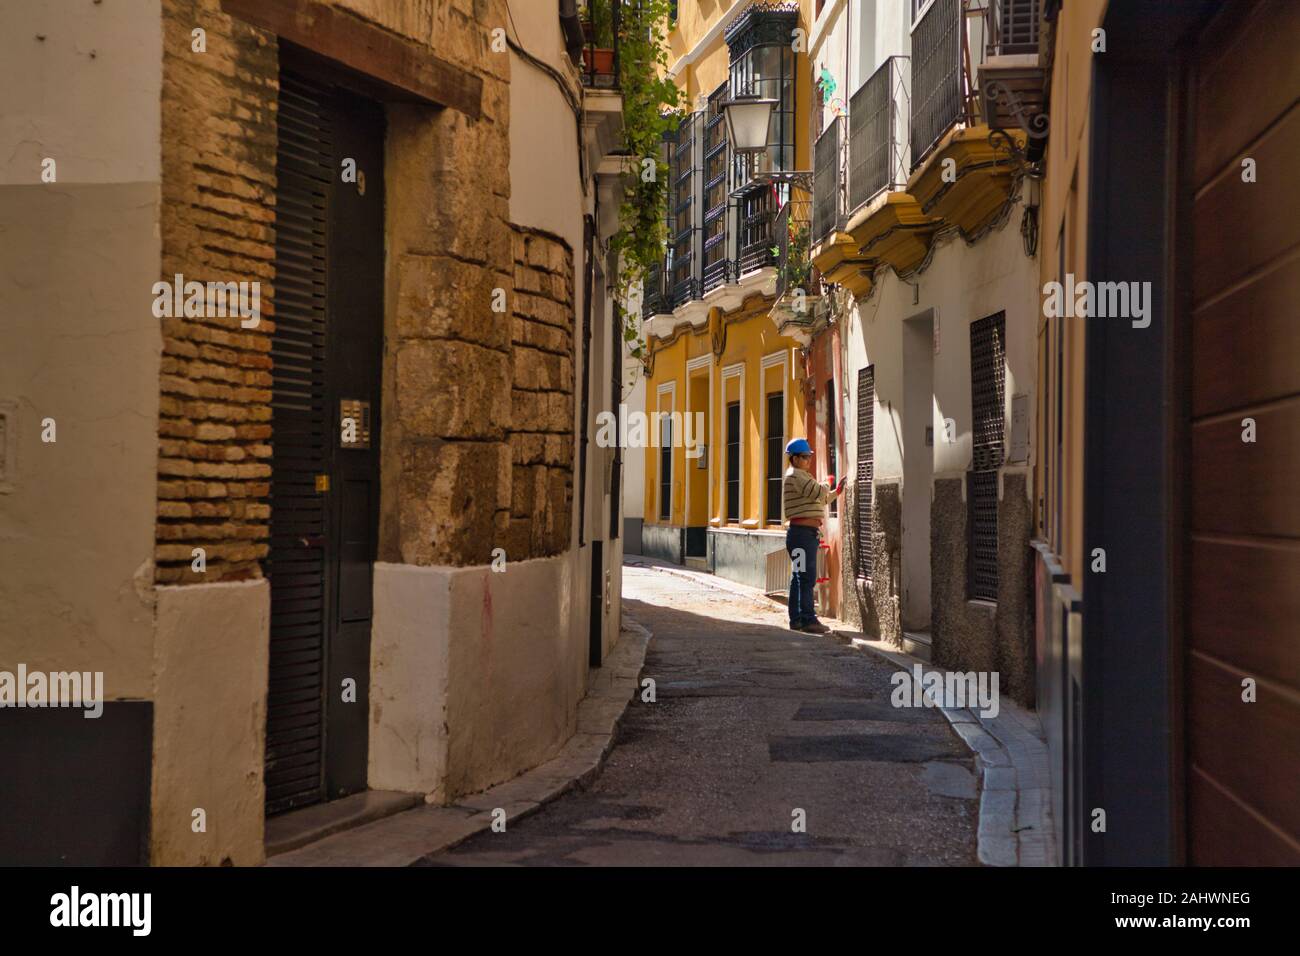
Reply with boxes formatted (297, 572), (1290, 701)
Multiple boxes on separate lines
(266, 68), (384, 816)
(1185, 0), (1300, 864)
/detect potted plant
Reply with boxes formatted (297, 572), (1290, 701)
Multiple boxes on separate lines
(581, 0), (616, 77)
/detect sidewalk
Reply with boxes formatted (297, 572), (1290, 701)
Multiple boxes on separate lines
(625, 555), (1058, 867)
(267, 618), (651, 866)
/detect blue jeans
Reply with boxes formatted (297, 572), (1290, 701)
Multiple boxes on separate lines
(786, 524), (820, 627)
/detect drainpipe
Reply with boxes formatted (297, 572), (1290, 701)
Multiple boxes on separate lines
(560, 0), (584, 63)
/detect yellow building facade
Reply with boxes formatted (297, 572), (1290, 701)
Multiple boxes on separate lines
(639, 0), (814, 590)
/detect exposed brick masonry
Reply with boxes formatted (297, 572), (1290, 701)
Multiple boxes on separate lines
(156, 0), (278, 584)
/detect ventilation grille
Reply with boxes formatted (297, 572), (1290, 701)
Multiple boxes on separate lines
(855, 366), (875, 579)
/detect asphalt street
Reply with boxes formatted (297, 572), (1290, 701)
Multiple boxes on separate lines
(417, 563), (979, 866)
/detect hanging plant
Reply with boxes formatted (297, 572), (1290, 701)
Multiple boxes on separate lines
(610, 0), (682, 364)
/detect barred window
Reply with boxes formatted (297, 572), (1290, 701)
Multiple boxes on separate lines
(968, 312), (1006, 601)
(765, 392), (784, 523)
(855, 366), (874, 580)
(726, 401), (741, 523)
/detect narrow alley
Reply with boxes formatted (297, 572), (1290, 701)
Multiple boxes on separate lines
(418, 563), (978, 866)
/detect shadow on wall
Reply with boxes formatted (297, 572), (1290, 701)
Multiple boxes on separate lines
(840, 481), (903, 646)
(930, 472), (1035, 707)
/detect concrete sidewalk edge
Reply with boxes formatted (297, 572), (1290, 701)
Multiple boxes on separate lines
(267, 617), (653, 867)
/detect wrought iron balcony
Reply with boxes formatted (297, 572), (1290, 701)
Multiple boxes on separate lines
(774, 191), (814, 301)
(737, 182), (779, 277)
(910, 0), (963, 168)
(986, 0), (1040, 56)
(579, 0), (620, 89)
(979, 0), (1047, 145)
(812, 116), (844, 246)
(642, 262), (666, 318)
(849, 56), (911, 213)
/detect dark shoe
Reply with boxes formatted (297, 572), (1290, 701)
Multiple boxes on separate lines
(800, 620), (830, 634)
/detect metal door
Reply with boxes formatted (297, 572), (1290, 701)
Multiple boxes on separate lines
(266, 67), (384, 815)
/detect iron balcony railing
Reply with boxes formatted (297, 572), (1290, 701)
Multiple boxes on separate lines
(642, 262), (666, 318)
(737, 183), (779, 277)
(849, 56), (911, 213)
(986, 0), (1040, 55)
(812, 116), (844, 246)
(579, 0), (620, 89)
(774, 191), (813, 300)
(910, 0), (963, 168)
(701, 99), (730, 295)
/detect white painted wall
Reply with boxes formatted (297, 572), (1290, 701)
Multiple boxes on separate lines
(507, 0), (584, 249)
(623, 354), (646, 522)
(843, 192), (1039, 497)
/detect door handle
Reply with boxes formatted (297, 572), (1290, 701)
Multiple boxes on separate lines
(299, 535), (326, 548)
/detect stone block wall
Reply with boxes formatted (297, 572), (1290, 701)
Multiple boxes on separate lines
(505, 226), (575, 559)
(156, 0), (277, 584)
(156, 0), (574, 575)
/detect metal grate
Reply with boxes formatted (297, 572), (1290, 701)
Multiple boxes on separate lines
(266, 71), (332, 816)
(910, 0), (962, 168)
(849, 56), (910, 211)
(989, 0), (1040, 55)
(773, 191), (812, 299)
(968, 312), (1006, 601)
(702, 84), (731, 294)
(855, 366), (875, 579)
(812, 116), (843, 244)
(670, 113), (699, 307)
(737, 183), (778, 276)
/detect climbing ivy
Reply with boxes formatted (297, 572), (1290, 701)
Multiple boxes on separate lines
(611, 0), (682, 364)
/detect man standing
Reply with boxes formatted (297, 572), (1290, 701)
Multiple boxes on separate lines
(782, 438), (846, 634)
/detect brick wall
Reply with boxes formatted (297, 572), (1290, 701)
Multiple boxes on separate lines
(156, 0), (576, 576)
(156, 0), (277, 584)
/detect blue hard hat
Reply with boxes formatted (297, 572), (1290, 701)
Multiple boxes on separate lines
(785, 437), (812, 456)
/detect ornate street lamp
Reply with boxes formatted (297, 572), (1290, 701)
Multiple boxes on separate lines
(721, 93), (777, 154)
(722, 93), (814, 194)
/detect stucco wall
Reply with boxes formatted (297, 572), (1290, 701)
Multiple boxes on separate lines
(369, 555), (580, 804)
(711, 526), (784, 591)
(0, 1), (162, 698)
(151, 580), (269, 864)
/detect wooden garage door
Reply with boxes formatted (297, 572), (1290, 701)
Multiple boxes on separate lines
(1186, 0), (1300, 865)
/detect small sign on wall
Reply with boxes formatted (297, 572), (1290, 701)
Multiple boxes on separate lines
(1010, 393), (1029, 463)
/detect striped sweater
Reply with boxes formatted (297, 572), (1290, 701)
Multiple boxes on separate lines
(783, 466), (831, 521)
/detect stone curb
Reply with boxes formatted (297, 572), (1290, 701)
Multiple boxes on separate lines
(829, 630), (1056, 868)
(623, 559), (1055, 867)
(267, 617), (653, 867)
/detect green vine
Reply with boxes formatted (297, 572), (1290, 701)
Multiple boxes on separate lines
(611, 0), (682, 364)
(580, 0), (616, 48)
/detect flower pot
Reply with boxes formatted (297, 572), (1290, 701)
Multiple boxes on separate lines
(582, 47), (616, 77)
